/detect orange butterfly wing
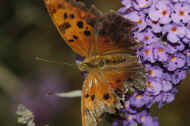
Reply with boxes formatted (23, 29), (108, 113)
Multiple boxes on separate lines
(81, 65), (146, 126)
(44, 0), (102, 57)
(81, 70), (126, 126)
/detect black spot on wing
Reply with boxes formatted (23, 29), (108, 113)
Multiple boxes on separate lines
(105, 59), (110, 64)
(58, 22), (71, 32)
(85, 94), (89, 98)
(77, 21), (84, 28)
(91, 95), (95, 101)
(84, 30), (91, 36)
(58, 3), (63, 8)
(70, 13), (75, 19)
(68, 39), (74, 42)
(103, 93), (110, 100)
(73, 35), (78, 40)
(64, 12), (68, 19)
(116, 79), (121, 83)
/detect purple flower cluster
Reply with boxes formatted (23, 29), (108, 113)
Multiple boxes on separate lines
(117, 0), (190, 125)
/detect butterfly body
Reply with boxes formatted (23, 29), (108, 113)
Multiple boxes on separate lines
(77, 53), (137, 72)
(44, 0), (146, 126)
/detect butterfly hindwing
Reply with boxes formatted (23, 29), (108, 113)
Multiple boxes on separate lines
(81, 70), (129, 126)
(81, 58), (146, 126)
(44, 0), (102, 57)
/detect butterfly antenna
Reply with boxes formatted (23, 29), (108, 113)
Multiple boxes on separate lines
(35, 56), (76, 68)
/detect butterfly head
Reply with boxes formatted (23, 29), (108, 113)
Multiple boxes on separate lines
(77, 56), (104, 72)
(77, 62), (90, 71)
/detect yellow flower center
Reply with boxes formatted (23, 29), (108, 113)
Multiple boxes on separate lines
(145, 49), (150, 55)
(147, 81), (152, 88)
(124, 103), (128, 108)
(140, 117), (144, 122)
(171, 27), (177, 32)
(179, 11), (185, 16)
(138, 19), (142, 24)
(144, 36), (149, 40)
(128, 115), (132, 120)
(162, 10), (167, 16)
(142, 4), (148, 8)
(149, 70), (154, 76)
(152, 20), (158, 24)
(171, 56), (176, 61)
(136, 94), (142, 99)
(158, 48), (164, 53)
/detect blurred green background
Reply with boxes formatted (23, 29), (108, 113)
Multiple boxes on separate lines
(0, 0), (190, 126)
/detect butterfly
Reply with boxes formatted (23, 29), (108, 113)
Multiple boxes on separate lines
(44, 0), (146, 126)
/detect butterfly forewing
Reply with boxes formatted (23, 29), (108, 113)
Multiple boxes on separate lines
(93, 11), (139, 56)
(44, 0), (102, 57)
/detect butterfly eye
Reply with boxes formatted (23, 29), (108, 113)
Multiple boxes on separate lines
(78, 63), (89, 71)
